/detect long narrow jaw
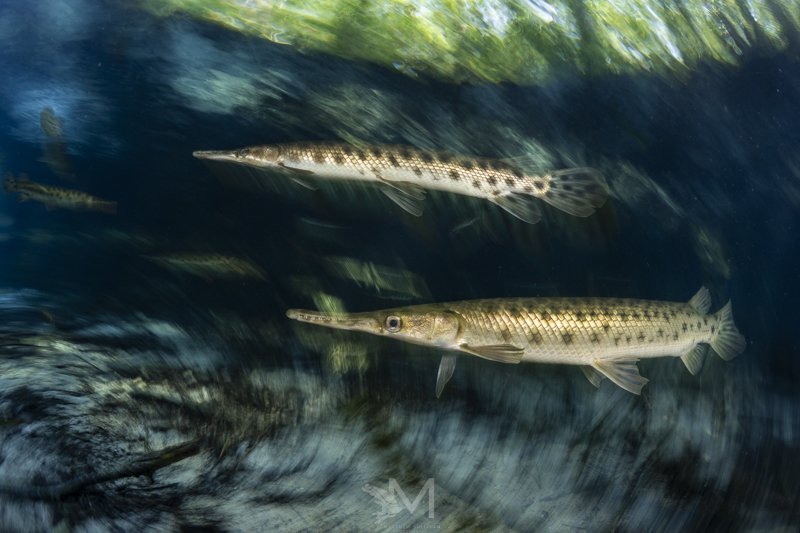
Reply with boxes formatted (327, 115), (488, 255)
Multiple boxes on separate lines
(192, 150), (239, 163)
(286, 309), (381, 335)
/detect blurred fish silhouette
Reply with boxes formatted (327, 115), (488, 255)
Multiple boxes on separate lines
(3, 174), (116, 214)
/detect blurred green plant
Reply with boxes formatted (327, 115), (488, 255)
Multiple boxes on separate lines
(138, 0), (799, 83)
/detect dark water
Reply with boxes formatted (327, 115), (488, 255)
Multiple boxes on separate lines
(0, 1), (798, 531)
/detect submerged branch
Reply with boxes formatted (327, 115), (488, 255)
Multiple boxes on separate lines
(0, 439), (201, 500)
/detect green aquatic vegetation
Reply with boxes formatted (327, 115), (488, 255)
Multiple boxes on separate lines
(138, 0), (800, 84)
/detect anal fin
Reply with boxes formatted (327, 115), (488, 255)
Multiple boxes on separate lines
(680, 344), (707, 375)
(489, 192), (542, 224)
(580, 365), (605, 388)
(436, 354), (457, 398)
(459, 343), (524, 363)
(593, 359), (649, 395)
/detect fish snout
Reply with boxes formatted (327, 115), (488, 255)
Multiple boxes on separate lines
(286, 309), (381, 334)
(192, 150), (239, 162)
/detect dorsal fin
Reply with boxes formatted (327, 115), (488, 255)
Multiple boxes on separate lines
(688, 286), (712, 314)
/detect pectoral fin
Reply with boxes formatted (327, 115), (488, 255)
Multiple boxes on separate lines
(380, 183), (426, 217)
(435, 354), (457, 398)
(580, 365), (605, 388)
(593, 359), (649, 395)
(278, 162), (315, 175)
(459, 343), (524, 363)
(489, 192), (542, 224)
(290, 177), (317, 190)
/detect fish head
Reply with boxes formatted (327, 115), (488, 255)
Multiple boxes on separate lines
(286, 306), (461, 349)
(192, 145), (282, 168)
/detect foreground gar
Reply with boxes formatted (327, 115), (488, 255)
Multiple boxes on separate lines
(287, 287), (745, 396)
(193, 142), (608, 223)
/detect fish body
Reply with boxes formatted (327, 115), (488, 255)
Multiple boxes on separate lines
(3, 174), (116, 214)
(287, 287), (745, 396)
(146, 253), (267, 281)
(193, 142), (608, 223)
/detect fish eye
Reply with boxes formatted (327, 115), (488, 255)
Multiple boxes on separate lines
(385, 315), (402, 333)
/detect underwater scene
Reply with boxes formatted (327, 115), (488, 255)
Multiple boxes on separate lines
(0, 0), (798, 531)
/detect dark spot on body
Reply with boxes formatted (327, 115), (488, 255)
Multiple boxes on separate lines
(576, 311), (584, 320)
(313, 152), (325, 163)
(399, 148), (411, 160)
(703, 318), (708, 325)
(643, 310), (650, 318)
(614, 337), (620, 346)
(420, 152), (433, 163)
(512, 169), (523, 178)
(449, 170), (460, 180)
(562, 333), (573, 344)
(413, 167), (422, 176)
(342, 146), (353, 155)
(657, 328), (664, 337)
(472, 179), (480, 188)
(682, 323), (688, 332)
(371, 147), (382, 157)
(633, 312), (640, 319)
(505, 177), (515, 186)
(711, 325), (716, 333)
(541, 312), (551, 321)
(637, 332), (645, 342)
(333, 153), (344, 164)
(663, 312), (670, 321)
(673, 332), (679, 340)
(590, 333), (600, 344)
(523, 185), (533, 192)
(697, 321), (702, 329)
(357, 150), (367, 160)
(388, 155), (399, 167)
(626, 336), (632, 343)
(478, 160), (489, 170)
(530, 331), (543, 344)
(534, 181), (545, 190)
(437, 153), (452, 163)
(488, 176), (497, 185)
(602, 323), (610, 332)
(461, 160), (474, 170)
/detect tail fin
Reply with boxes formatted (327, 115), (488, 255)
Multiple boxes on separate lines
(710, 301), (746, 360)
(536, 168), (608, 217)
(94, 200), (118, 214)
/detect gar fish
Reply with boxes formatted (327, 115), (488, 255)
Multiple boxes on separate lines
(287, 287), (745, 397)
(145, 253), (267, 281)
(3, 174), (116, 214)
(193, 142), (608, 223)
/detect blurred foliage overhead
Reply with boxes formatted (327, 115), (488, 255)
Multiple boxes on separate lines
(138, 0), (799, 84)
